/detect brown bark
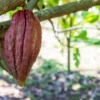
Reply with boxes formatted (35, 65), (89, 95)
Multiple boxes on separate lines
(0, 0), (25, 15)
(0, 0), (100, 36)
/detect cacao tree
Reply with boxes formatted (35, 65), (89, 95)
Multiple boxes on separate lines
(0, 0), (100, 85)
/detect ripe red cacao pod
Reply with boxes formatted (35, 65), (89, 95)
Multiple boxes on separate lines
(3, 10), (42, 86)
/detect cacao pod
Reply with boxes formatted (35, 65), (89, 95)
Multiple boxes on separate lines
(3, 10), (42, 86)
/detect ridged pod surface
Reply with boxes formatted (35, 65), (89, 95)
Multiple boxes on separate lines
(4, 10), (42, 86)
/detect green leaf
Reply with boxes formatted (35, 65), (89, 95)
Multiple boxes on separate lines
(44, 0), (59, 7)
(59, 17), (70, 29)
(78, 30), (87, 39)
(73, 48), (80, 67)
(75, 29), (88, 40)
(84, 13), (99, 23)
(8, 7), (22, 18)
(71, 14), (77, 26)
(81, 11), (88, 18)
(85, 38), (100, 46)
(38, 0), (44, 8)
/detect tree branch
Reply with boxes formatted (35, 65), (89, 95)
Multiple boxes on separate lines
(27, 0), (40, 10)
(0, 0), (25, 15)
(0, 0), (100, 36)
(36, 0), (100, 21)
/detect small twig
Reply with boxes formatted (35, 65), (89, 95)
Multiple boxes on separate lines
(55, 26), (100, 33)
(49, 19), (67, 46)
(27, 0), (40, 10)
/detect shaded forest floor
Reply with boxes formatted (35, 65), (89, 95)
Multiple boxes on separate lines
(0, 70), (100, 100)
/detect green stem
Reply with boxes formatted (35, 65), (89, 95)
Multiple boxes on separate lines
(0, 59), (11, 74)
(67, 15), (73, 72)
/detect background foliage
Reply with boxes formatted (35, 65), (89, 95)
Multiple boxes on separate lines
(0, 0), (100, 100)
